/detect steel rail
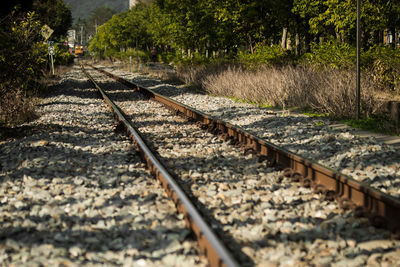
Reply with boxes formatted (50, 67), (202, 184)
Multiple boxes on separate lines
(81, 65), (240, 267)
(89, 64), (400, 233)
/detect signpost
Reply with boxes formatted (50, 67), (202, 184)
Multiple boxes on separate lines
(41, 25), (54, 41)
(41, 25), (55, 76)
(48, 41), (55, 75)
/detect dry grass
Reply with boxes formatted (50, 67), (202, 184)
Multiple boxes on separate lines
(176, 64), (383, 118)
(0, 89), (37, 125)
(0, 65), (73, 126)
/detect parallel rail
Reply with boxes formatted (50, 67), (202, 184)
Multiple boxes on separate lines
(89, 64), (400, 233)
(81, 65), (240, 267)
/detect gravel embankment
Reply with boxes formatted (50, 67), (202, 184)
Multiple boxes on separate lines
(88, 66), (400, 267)
(101, 65), (400, 199)
(0, 66), (206, 266)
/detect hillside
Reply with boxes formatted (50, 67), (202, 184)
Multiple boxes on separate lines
(63, 0), (128, 21)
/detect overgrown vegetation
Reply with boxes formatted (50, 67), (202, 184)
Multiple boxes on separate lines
(87, 0), (399, 133)
(0, 1), (73, 125)
(176, 65), (380, 118)
(0, 12), (47, 124)
(342, 115), (399, 136)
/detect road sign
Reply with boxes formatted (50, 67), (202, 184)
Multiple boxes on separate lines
(41, 24), (54, 41)
(48, 41), (55, 75)
(48, 46), (55, 56)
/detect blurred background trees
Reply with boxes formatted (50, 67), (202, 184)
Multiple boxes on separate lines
(88, 0), (399, 62)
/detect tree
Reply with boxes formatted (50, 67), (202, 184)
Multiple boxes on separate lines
(293, 0), (399, 46)
(32, 0), (72, 39)
(86, 7), (115, 40)
(1, 0), (33, 17)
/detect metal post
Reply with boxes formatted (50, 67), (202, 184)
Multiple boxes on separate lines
(356, 0), (361, 119)
(136, 38), (139, 71)
(81, 25), (83, 44)
(50, 54), (54, 75)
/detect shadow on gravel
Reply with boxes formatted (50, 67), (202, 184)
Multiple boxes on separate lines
(0, 69), (207, 265)
(95, 80), (149, 103)
(43, 80), (100, 100)
(0, 211), (196, 262)
(0, 130), (200, 263)
(38, 101), (87, 107)
(0, 125), (38, 141)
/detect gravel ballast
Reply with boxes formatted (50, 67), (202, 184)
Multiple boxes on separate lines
(0, 66), (206, 266)
(86, 65), (400, 266)
(103, 65), (400, 200)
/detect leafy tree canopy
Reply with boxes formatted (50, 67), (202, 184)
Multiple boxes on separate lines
(32, 0), (72, 39)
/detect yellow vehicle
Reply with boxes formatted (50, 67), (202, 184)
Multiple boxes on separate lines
(74, 45), (84, 57)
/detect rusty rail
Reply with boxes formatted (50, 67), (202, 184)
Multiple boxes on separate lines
(81, 65), (240, 267)
(89, 64), (400, 233)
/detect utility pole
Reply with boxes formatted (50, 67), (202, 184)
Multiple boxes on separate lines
(81, 25), (83, 44)
(356, 0), (361, 120)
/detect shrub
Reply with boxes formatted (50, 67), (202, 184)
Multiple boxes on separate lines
(364, 46), (400, 93)
(303, 40), (355, 69)
(53, 43), (74, 65)
(179, 63), (380, 118)
(0, 12), (47, 124)
(238, 44), (294, 69)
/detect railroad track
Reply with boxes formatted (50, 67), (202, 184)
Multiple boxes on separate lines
(81, 64), (400, 266)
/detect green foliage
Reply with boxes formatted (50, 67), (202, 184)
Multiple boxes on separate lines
(365, 46), (400, 92)
(303, 40), (355, 69)
(304, 41), (400, 92)
(53, 43), (74, 65)
(112, 49), (150, 63)
(238, 44), (294, 69)
(293, 0), (395, 45)
(173, 52), (212, 66)
(0, 12), (47, 91)
(32, 0), (72, 39)
(341, 115), (399, 135)
(87, 0), (399, 102)
(0, 12), (48, 123)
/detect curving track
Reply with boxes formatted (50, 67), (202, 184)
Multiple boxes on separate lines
(82, 64), (400, 266)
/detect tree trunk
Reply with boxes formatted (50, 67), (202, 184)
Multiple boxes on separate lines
(248, 35), (254, 54)
(281, 27), (288, 50)
(390, 27), (396, 48)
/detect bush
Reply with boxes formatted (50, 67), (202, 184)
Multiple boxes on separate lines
(364, 46), (400, 93)
(53, 43), (74, 66)
(120, 48), (150, 62)
(177, 63), (380, 118)
(304, 40), (400, 94)
(158, 50), (177, 64)
(0, 12), (47, 124)
(303, 40), (355, 69)
(238, 44), (294, 69)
